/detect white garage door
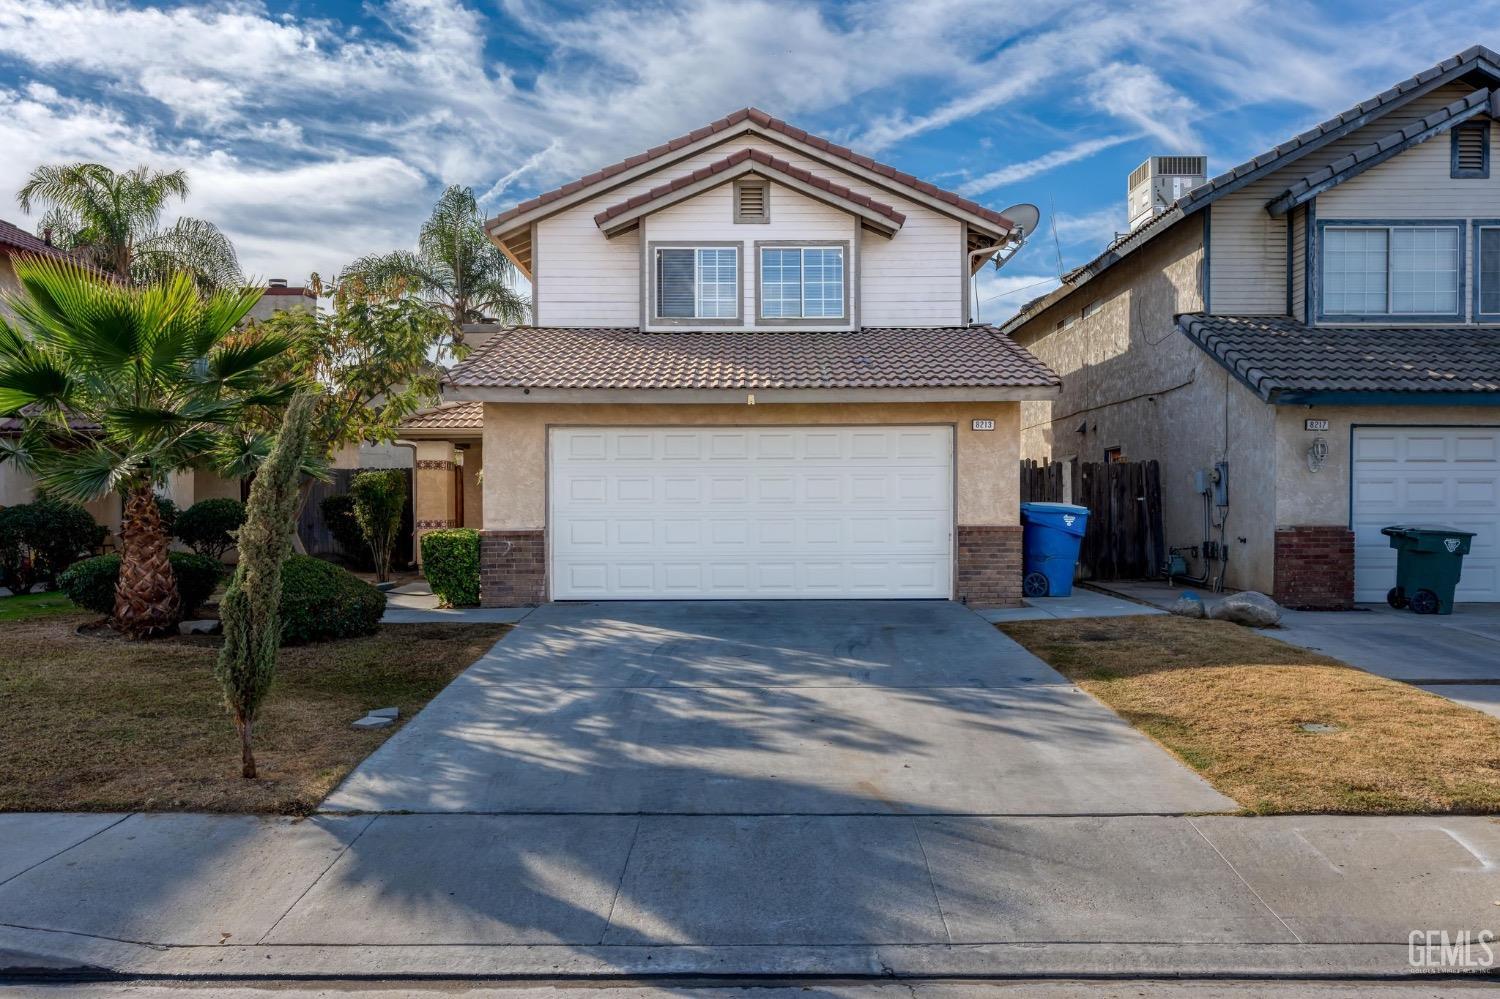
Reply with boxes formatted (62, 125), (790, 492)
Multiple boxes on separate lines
(1351, 427), (1500, 602)
(549, 426), (953, 599)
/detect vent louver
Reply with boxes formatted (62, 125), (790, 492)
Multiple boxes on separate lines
(734, 179), (768, 223)
(1455, 126), (1487, 176)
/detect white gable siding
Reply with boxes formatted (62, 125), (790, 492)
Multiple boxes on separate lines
(1208, 83), (1479, 316)
(1316, 119), (1500, 217)
(530, 134), (966, 328)
(646, 181), (858, 329)
(1290, 203), (1306, 320)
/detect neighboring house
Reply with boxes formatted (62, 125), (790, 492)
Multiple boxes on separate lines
(402, 108), (1059, 606)
(245, 278), (317, 323)
(1004, 46), (1500, 609)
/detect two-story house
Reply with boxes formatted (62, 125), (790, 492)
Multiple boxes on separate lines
(1005, 46), (1500, 610)
(407, 109), (1060, 607)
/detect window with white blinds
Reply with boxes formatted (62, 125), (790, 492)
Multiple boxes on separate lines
(654, 246), (739, 320)
(1321, 224), (1460, 317)
(758, 245), (845, 320)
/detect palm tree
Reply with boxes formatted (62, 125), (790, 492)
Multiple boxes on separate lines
(18, 163), (242, 292)
(338, 185), (529, 352)
(0, 259), (293, 638)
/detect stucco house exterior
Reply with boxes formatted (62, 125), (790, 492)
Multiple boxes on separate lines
(1004, 46), (1500, 609)
(404, 108), (1060, 606)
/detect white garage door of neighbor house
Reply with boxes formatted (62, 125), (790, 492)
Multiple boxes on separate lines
(1351, 426), (1500, 603)
(548, 426), (954, 599)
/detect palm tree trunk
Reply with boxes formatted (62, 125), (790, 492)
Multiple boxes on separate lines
(113, 482), (181, 638)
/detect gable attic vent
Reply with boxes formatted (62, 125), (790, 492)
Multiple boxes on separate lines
(734, 178), (769, 223)
(1127, 155), (1208, 230)
(1452, 124), (1489, 178)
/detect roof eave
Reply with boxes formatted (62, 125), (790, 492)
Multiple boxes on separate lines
(442, 385), (1060, 405)
(487, 121), (1011, 246)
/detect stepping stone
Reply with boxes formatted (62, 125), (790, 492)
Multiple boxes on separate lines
(178, 619), (222, 635)
(352, 715), (394, 730)
(368, 707), (399, 719)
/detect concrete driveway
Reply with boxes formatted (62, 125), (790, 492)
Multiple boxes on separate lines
(323, 600), (1231, 814)
(1275, 602), (1500, 718)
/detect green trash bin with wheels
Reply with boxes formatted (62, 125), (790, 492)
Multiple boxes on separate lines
(1380, 525), (1476, 615)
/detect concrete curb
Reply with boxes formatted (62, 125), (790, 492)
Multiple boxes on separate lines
(0, 927), (1492, 981)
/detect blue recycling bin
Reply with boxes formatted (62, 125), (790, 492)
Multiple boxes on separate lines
(1020, 502), (1090, 597)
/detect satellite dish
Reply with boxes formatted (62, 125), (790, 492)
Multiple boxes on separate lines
(999, 203), (1040, 239)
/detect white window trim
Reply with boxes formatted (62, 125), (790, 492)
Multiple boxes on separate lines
(647, 242), (743, 326)
(754, 241), (850, 325)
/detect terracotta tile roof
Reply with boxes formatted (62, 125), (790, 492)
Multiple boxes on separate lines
(0, 403), (100, 434)
(488, 108), (1014, 234)
(1177, 313), (1500, 402)
(593, 148), (905, 229)
(399, 401), (483, 431)
(0, 220), (82, 263)
(444, 326), (1059, 392)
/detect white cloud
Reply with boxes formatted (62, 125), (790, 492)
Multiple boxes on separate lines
(959, 134), (1136, 197)
(1, 0), (1496, 283)
(1089, 63), (1199, 149)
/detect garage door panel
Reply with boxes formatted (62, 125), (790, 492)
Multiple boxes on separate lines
(550, 426), (953, 599)
(1352, 427), (1499, 603)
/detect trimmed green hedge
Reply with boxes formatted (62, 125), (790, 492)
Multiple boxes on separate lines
(420, 529), (480, 607)
(58, 551), (222, 617)
(174, 498), (245, 560)
(278, 554), (385, 645)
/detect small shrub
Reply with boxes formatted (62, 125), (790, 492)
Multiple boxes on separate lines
(0, 500), (105, 593)
(421, 528), (480, 607)
(175, 498), (246, 560)
(350, 470), (407, 582)
(155, 495), (179, 535)
(59, 551), (222, 617)
(278, 555), (386, 644)
(319, 492), (373, 570)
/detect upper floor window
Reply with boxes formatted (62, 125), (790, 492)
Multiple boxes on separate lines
(758, 244), (846, 321)
(1452, 123), (1490, 179)
(655, 245), (739, 321)
(1321, 223), (1460, 318)
(1477, 224), (1500, 319)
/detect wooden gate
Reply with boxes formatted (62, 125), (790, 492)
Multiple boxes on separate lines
(297, 467), (416, 567)
(1019, 458), (1165, 580)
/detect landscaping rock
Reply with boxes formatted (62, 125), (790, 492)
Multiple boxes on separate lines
(178, 618), (222, 636)
(1168, 593), (1206, 619)
(1210, 590), (1282, 627)
(368, 706), (399, 720)
(352, 714), (394, 730)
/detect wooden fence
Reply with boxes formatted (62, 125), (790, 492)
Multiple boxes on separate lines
(1019, 458), (1166, 580)
(296, 467), (416, 567)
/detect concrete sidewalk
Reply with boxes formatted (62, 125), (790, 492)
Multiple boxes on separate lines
(2, 811), (1498, 979)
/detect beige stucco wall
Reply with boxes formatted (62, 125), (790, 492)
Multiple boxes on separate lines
(480, 401), (1021, 531)
(460, 441), (483, 530)
(1010, 219), (1282, 593)
(1274, 405), (1500, 525)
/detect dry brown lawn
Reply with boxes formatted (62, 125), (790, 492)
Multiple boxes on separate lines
(0, 613), (508, 814)
(1000, 614), (1500, 815)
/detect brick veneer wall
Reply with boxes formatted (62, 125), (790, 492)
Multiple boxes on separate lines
(1273, 526), (1355, 610)
(955, 525), (1023, 608)
(480, 529), (546, 607)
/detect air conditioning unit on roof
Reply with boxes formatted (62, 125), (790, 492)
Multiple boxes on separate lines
(1127, 156), (1207, 230)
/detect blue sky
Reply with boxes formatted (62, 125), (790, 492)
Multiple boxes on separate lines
(1, 0), (1496, 318)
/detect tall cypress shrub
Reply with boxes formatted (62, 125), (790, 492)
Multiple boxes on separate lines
(214, 393), (317, 779)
